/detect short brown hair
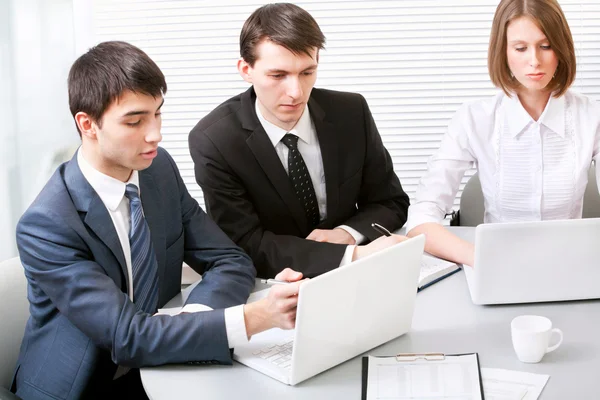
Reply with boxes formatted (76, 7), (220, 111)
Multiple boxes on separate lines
(488, 0), (576, 97)
(240, 3), (326, 66)
(68, 41), (167, 135)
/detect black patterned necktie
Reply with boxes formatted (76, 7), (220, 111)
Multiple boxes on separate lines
(124, 184), (159, 314)
(281, 133), (320, 229)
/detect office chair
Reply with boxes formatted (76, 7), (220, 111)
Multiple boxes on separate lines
(457, 164), (600, 227)
(582, 164), (600, 218)
(0, 257), (28, 400)
(454, 172), (485, 227)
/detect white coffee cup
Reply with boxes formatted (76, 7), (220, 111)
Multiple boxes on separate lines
(511, 315), (563, 363)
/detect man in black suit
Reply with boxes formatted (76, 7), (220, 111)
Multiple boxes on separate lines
(189, 3), (409, 278)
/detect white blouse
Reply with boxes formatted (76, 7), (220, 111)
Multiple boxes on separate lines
(406, 90), (600, 231)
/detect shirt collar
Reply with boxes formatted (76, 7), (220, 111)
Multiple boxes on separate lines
(255, 99), (312, 146)
(539, 94), (565, 138)
(504, 93), (565, 138)
(77, 148), (140, 211)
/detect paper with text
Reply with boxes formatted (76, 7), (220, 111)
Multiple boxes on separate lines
(366, 354), (482, 399)
(482, 368), (549, 400)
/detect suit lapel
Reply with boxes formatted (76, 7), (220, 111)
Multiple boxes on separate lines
(309, 96), (340, 226)
(64, 154), (128, 286)
(138, 171), (166, 302)
(240, 88), (309, 232)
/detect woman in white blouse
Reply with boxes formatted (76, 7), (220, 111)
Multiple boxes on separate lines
(406, 0), (600, 267)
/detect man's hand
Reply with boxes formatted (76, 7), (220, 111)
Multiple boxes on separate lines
(352, 234), (408, 261)
(273, 267), (303, 283)
(244, 268), (307, 337)
(306, 228), (356, 245)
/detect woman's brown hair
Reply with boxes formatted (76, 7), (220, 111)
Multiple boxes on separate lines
(488, 0), (576, 97)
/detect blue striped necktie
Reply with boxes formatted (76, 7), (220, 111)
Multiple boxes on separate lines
(125, 183), (159, 313)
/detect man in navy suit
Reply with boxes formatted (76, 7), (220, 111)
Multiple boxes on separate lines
(12, 41), (303, 400)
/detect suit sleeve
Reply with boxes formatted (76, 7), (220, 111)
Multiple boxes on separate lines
(190, 132), (347, 278)
(340, 95), (410, 240)
(162, 149), (256, 308)
(16, 155), (255, 367)
(17, 210), (234, 367)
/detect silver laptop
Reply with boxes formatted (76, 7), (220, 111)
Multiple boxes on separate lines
(233, 234), (425, 385)
(465, 218), (600, 305)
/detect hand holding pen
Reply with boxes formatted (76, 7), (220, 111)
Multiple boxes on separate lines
(246, 268), (307, 333)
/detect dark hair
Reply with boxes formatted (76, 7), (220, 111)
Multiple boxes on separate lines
(240, 3), (326, 66)
(68, 41), (167, 135)
(488, 0), (575, 97)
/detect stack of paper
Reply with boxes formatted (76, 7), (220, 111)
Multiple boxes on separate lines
(482, 368), (549, 400)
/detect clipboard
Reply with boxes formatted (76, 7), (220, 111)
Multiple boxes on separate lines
(361, 352), (485, 400)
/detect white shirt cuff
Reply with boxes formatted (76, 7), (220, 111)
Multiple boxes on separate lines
(178, 303), (249, 349)
(339, 245), (356, 267)
(180, 303), (213, 313)
(337, 225), (366, 245)
(224, 304), (249, 348)
(155, 303), (213, 316)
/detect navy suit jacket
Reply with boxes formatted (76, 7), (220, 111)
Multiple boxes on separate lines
(13, 147), (256, 399)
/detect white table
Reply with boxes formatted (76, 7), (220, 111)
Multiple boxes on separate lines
(141, 227), (600, 399)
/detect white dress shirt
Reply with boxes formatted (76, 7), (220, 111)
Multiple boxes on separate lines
(255, 101), (365, 266)
(77, 150), (249, 357)
(406, 90), (600, 231)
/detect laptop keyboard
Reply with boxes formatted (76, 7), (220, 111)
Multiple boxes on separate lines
(252, 339), (294, 370)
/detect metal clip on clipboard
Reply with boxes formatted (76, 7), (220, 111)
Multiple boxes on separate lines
(395, 352), (446, 361)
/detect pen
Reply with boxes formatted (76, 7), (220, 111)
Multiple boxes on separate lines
(371, 222), (392, 237)
(260, 279), (292, 286)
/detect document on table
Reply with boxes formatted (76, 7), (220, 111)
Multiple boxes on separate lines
(363, 353), (483, 399)
(481, 368), (549, 400)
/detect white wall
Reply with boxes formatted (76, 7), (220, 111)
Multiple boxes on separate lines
(0, 0), (17, 261)
(0, 0), (81, 262)
(12, 0), (81, 207)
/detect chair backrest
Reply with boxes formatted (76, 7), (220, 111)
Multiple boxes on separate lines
(459, 165), (600, 227)
(582, 165), (600, 218)
(0, 257), (29, 389)
(458, 173), (485, 227)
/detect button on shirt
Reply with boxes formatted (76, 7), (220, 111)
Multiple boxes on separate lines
(255, 100), (365, 266)
(77, 150), (249, 354)
(406, 90), (600, 230)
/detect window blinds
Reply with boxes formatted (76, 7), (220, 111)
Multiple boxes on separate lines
(88, 0), (600, 210)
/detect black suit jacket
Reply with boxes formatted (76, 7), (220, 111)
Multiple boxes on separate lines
(189, 87), (409, 278)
